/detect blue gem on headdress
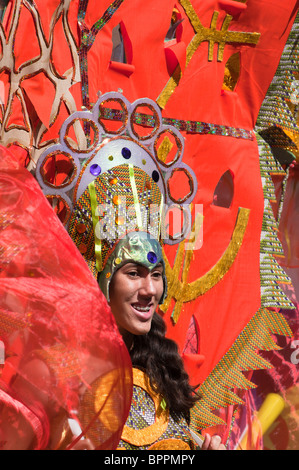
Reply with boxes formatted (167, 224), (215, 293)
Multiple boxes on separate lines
(147, 251), (157, 264)
(152, 170), (159, 183)
(90, 164), (101, 176)
(122, 147), (131, 159)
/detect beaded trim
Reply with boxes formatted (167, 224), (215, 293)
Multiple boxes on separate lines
(78, 0), (125, 110)
(99, 107), (255, 140)
(163, 117), (254, 140)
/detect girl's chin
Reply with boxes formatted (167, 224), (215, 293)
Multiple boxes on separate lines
(118, 320), (153, 344)
(130, 320), (153, 337)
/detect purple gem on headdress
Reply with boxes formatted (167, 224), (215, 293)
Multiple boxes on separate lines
(152, 170), (159, 183)
(121, 147), (131, 159)
(147, 251), (157, 264)
(90, 164), (101, 176)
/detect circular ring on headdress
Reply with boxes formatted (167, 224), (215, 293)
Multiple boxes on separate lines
(38, 150), (78, 189)
(165, 164), (197, 205)
(93, 92), (131, 136)
(62, 117), (101, 154)
(128, 98), (162, 143)
(153, 126), (184, 169)
(162, 203), (192, 245)
(43, 191), (73, 226)
(59, 111), (103, 159)
(36, 146), (80, 194)
(98, 98), (128, 135)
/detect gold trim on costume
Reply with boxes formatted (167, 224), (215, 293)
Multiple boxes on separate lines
(120, 368), (169, 446)
(148, 439), (191, 450)
(161, 207), (250, 324)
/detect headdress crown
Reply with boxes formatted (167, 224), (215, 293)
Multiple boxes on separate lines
(36, 92), (198, 275)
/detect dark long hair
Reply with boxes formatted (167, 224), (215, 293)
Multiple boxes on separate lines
(130, 312), (200, 422)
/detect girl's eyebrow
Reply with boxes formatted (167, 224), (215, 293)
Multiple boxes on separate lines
(122, 262), (145, 272)
(151, 263), (163, 271)
(121, 261), (139, 269)
(122, 261), (163, 272)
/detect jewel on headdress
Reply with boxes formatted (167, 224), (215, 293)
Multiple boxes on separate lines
(152, 171), (159, 183)
(121, 147), (131, 159)
(90, 164), (101, 176)
(147, 251), (158, 264)
(115, 216), (125, 225)
(113, 195), (122, 205)
(78, 243), (87, 254)
(76, 223), (87, 234)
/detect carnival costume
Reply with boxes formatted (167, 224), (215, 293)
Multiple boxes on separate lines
(1, 0), (299, 450)
(38, 91), (199, 449)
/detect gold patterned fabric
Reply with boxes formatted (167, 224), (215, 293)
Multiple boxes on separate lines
(117, 368), (198, 450)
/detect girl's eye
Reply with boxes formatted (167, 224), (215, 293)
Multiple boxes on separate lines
(127, 270), (139, 277)
(152, 271), (162, 278)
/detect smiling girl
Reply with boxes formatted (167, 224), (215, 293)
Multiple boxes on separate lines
(96, 231), (225, 450)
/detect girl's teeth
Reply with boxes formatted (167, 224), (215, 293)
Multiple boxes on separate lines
(133, 305), (150, 312)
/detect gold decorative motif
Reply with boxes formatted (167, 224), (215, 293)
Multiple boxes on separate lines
(223, 52), (240, 91)
(157, 0), (260, 108)
(157, 136), (173, 164)
(155, 129), (183, 168)
(79, 367), (132, 447)
(148, 439), (191, 450)
(93, 371), (124, 433)
(282, 126), (299, 162)
(161, 207), (250, 324)
(0, 1), (82, 167)
(120, 368), (169, 446)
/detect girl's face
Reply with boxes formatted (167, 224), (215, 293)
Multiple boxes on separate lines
(108, 262), (164, 346)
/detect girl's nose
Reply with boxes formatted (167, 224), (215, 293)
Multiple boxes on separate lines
(139, 274), (156, 297)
